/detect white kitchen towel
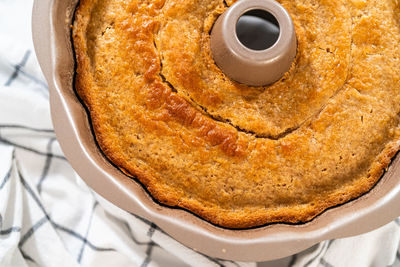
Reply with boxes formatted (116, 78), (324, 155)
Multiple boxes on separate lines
(1, 0), (400, 267)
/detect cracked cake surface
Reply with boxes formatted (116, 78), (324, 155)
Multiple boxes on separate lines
(72, 0), (400, 228)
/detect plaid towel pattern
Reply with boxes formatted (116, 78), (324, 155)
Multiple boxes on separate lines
(1, 0), (400, 266)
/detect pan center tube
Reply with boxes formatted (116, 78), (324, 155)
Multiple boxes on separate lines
(210, 0), (297, 86)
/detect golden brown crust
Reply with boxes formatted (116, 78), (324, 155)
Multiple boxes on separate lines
(72, 0), (400, 228)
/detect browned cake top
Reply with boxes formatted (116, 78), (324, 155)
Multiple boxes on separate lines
(73, 0), (400, 228)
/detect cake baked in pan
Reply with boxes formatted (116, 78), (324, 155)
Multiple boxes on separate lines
(72, 0), (400, 228)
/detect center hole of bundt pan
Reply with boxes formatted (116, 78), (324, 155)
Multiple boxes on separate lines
(236, 9), (280, 51)
(210, 0), (297, 86)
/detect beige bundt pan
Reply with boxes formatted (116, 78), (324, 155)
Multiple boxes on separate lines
(32, 0), (400, 262)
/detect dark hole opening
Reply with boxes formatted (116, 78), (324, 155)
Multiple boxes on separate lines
(236, 9), (280, 51)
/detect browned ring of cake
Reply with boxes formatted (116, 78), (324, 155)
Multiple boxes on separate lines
(157, 0), (352, 137)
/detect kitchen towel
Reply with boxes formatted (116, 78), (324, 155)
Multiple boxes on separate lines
(1, 0), (400, 266)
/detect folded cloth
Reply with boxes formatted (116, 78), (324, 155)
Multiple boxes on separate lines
(0, 0), (400, 267)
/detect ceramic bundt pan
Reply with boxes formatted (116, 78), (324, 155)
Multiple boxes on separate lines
(32, 0), (400, 262)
